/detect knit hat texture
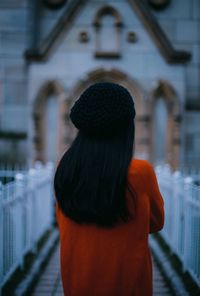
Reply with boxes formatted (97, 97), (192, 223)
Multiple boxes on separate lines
(70, 82), (135, 137)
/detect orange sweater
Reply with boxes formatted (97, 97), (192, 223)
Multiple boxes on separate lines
(56, 159), (164, 296)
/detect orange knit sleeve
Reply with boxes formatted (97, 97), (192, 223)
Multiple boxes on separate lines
(143, 161), (165, 234)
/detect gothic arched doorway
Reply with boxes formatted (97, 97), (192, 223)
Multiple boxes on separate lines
(63, 68), (151, 161)
(32, 80), (66, 164)
(150, 80), (181, 169)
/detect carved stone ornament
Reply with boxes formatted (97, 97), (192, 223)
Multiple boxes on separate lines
(127, 31), (138, 43)
(148, 0), (171, 10)
(43, 0), (67, 10)
(79, 31), (89, 43)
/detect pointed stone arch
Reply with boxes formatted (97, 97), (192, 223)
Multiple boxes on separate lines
(67, 67), (146, 114)
(64, 67), (151, 160)
(93, 5), (123, 27)
(32, 80), (66, 163)
(150, 80), (182, 169)
(151, 80), (181, 115)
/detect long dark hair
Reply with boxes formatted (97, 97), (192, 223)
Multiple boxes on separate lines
(54, 120), (135, 227)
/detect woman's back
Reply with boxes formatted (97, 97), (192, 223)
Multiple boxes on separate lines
(56, 159), (164, 296)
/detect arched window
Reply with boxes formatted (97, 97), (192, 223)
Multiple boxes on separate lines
(44, 95), (59, 163)
(33, 81), (65, 164)
(93, 6), (123, 58)
(153, 97), (168, 165)
(150, 80), (181, 169)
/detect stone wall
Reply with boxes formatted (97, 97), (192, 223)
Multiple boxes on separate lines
(0, 0), (30, 164)
(27, 0), (186, 168)
(150, 0), (200, 167)
(153, 0), (200, 103)
(0, 0), (199, 167)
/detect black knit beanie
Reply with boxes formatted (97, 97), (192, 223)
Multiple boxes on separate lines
(69, 82), (135, 137)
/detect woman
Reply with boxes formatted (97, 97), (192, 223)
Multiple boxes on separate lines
(54, 82), (164, 296)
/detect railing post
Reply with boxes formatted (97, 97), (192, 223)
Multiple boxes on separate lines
(183, 176), (193, 273)
(46, 162), (54, 227)
(27, 168), (38, 254)
(15, 173), (25, 268)
(163, 164), (174, 251)
(0, 181), (3, 288)
(15, 173), (24, 196)
(172, 171), (181, 254)
(0, 162), (56, 289)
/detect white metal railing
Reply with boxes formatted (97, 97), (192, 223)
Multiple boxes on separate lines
(0, 164), (27, 185)
(0, 161), (55, 288)
(156, 165), (200, 287)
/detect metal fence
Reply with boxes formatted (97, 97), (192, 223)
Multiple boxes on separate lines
(0, 161), (55, 288)
(1, 160), (199, 288)
(156, 165), (200, 287)
(0, 164), (27, 185)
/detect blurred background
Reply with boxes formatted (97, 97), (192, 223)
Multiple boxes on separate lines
(0, 0), (199, 295)
(0, 0), (199, 170)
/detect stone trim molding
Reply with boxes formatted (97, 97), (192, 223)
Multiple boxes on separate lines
(0, 131), (27, 140)
(25, 0), (88, 61)
(93, 5), (123, 27)
(128, 0), (191, 64)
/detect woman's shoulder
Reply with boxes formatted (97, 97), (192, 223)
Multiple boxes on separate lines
(128, 158), (155, 182)
(129, 158), (153, 171)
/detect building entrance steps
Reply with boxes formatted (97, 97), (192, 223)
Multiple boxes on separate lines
(31, 242), (173, 296)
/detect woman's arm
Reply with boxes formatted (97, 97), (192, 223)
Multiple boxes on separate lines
(144, 161), (165, 234)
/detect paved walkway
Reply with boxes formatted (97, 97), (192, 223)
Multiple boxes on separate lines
(31, 243), (173, 296)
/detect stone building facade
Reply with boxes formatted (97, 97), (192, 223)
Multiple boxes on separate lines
(0, 0), (199, 170)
